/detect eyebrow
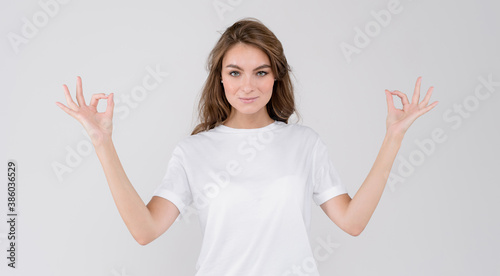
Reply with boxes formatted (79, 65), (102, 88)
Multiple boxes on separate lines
(225, 64), (271, 71)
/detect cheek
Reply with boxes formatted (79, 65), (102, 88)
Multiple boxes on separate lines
(261, 82), (274, 94)
(223, 84), (237, 95)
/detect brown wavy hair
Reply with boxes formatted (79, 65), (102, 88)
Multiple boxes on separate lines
(190, 17), (301, 135)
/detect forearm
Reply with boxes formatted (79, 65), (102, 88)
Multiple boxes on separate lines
(94, 138), (155, 244)
(344, 131), (404, 234)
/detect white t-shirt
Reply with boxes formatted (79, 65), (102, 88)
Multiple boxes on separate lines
(152, 120), (348, 275)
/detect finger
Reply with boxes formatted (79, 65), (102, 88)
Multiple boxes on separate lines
(419, 101), (439, 116)
(412, 76), (422, 104)
(419, 86), (434, 108)
(385, 90), (396, 111)
(390, 90), (410, 107)
(75, 76), (86, 107)
(62, 84), (78, 110)
(90, 93), (108, 108)
(55, 101), (78, 118)
(105, 93), (114, 119)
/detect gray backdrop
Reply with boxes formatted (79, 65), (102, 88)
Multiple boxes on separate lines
(1, 0), (499, 275)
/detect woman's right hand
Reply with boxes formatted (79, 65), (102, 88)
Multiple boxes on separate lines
(55, 76), (115, 147)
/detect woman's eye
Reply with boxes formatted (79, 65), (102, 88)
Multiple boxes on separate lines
(229, 71), (268, 77)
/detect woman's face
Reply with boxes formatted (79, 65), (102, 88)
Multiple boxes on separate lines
(221, 43), (275, 119)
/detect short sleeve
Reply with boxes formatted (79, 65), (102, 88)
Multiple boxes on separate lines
(152, 144), (193, 216)
(312, 136), (348, 205)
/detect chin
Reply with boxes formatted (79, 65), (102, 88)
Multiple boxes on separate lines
(236, 107), (261, 115)
(231, 103), (263, 114)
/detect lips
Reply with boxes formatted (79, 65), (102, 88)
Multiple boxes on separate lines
(239, 96), (258, 104)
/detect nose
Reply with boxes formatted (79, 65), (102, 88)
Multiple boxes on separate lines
(241, 75), (254, 93)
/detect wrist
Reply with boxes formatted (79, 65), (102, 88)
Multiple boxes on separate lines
(385, 129), (405, 142)
(93, 134), (113, 149)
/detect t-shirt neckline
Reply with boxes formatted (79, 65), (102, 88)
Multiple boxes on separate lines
(214, 120), (282, 133)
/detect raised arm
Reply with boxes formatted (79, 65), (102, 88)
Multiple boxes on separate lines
(56, 76), (179, 245)
(94, 139), (180, 245)
(320, 76), (439, 236)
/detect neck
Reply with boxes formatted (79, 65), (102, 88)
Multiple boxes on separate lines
(223, 110), (274, 129)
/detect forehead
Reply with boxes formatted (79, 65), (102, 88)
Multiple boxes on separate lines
(222, 43), (270, 67)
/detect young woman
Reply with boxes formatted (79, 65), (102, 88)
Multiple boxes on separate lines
(56, 17), (438, 275)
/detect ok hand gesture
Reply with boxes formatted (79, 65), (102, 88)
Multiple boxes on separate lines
(385, 76), (439, 135)
(55, 76), (115, 147)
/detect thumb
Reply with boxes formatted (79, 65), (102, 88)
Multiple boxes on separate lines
(385, 90), (395, 112)
(106, 93), (114, 118)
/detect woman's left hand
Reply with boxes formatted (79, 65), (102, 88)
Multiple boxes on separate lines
(385, 76), (439, 135)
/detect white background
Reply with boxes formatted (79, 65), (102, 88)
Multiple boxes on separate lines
(1, 0), (499, 275)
